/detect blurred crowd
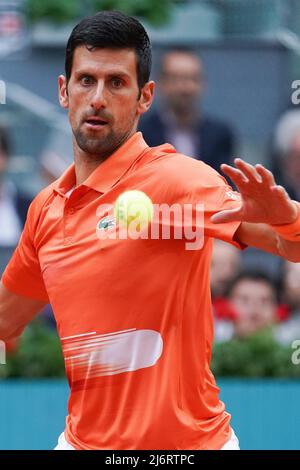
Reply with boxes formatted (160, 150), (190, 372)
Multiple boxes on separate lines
(212, 240), (300, 345)
(0, 46), (300, 358)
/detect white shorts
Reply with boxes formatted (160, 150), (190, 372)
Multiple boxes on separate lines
(54, 432), (75, 450)
(54, 428), (240, 450)
(220, 428), (240, 450)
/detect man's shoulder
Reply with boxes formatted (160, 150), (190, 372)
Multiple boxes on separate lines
(143, 145), (227, 190)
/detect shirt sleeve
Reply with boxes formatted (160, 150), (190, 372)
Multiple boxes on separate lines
(178, 160), (247, 250)
(1, 199), (49, 302)
(201, 184), (245, 249)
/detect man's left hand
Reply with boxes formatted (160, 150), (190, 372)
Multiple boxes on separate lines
(211, 158), (298, 225)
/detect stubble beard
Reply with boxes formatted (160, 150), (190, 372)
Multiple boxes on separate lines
(73, 115), (137, 161)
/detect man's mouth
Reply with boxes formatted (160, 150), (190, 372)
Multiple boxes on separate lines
(85, 117), (108, 128)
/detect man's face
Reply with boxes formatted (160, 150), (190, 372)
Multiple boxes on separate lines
(159, 52), (204, 113)
(229, 279), (277, 338)
(58, 46), (154, 158)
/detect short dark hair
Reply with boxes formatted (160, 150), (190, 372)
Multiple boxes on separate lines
(226, 270), (280, 302)
(65, 10), (152, 91)
(0, 126), (9, 156)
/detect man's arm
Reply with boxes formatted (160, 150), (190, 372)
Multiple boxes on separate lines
(211, 158), (300, 262)
(233, 222), (300, 262)
(0, 282), (46, 341)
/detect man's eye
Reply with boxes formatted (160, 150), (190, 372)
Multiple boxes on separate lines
(81, 76), (93, 86)
(111, 78), (123, 88)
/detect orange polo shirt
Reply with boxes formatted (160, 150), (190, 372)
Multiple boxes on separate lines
(2, 132), (244, 450)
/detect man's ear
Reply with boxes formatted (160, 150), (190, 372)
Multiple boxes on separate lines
(58, 75), (69, 109)
(137, 81), (155, 116)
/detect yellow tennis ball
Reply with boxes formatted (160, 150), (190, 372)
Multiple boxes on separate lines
(115, 190), (154, 230)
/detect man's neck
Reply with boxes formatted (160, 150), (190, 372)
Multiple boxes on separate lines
(74, 155), (103, 187)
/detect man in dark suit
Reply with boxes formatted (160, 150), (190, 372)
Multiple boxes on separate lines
(139, 48), (234, 171)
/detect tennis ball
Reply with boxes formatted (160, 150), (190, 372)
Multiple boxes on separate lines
(114, 190), (154, 231)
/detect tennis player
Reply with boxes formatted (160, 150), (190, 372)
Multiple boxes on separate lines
(0, 11), (299, 450)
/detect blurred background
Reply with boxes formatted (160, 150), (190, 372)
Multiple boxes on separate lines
(0, 0), (300, 450)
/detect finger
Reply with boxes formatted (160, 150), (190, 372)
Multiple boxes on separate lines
(234, 158), (262, 183)
(220, 164), (249, 186)
(211, 206), (243, 224)
(255, 164), (276, 186)
(272, 184), (290, 200)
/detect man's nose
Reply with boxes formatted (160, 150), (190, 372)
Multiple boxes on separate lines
(91, 82), (107, 110)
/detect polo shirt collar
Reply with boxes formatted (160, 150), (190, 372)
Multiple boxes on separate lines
(54, 132), (149, 195)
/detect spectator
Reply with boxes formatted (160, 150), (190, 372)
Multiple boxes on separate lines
(0, 126), (31, 275)
(139, 48), (235, 171)
(211, 240), (242, 342)
(211, 239), (242, 299)
(273, 109), (300, 200)
(227, 271), (279, 339)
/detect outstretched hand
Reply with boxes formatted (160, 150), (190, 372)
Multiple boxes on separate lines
(211, 158), (298, 225)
